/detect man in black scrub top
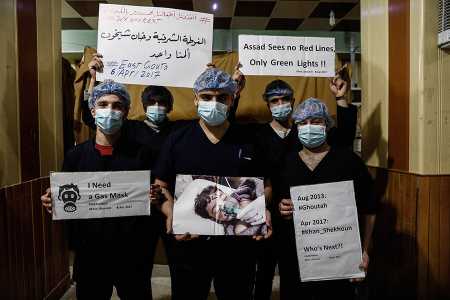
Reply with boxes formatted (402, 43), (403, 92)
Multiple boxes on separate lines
(253, 70), (357, 300)
(85, 56), (247, 296)
(41, 81), (159, 299)
(277, 98), (376, 300)
(152, 67), (271, 300)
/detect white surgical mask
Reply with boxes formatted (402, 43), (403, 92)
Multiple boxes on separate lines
(297, 124), (326, 148)
(95, 108), (123, 134)
(197, 100), (228, 126)
(146, 105), (167, 124)
(270, 103), (292, 121)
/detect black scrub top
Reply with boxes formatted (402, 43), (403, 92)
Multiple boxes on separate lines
(124, 119), (190, 170)
(153, 121), (267, 192)
(62, 136), (155, 251)
(275, 146), (377, 215)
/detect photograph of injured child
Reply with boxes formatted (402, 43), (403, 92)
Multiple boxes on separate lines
(173, 175), (267, 235)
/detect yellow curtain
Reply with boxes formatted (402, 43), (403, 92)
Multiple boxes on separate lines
(126, 52), (345, 122)
(73, 47), (97, 144)
(74, 51), (347, 144)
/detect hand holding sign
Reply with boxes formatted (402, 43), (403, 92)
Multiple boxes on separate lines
(279, 198), (294, 219)
(350, 250), (369, 282)
(330, 64), (350, 98)
(41, 187), (52, 214)
(88, 53), (104, 76)
(232, 62), (246, 96)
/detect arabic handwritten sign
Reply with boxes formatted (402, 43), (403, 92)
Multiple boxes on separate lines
(97, 4), (213, 88)
(290, 181), (365, 281)
(239, 35), (335, 77)
(51, 171), (151, 220)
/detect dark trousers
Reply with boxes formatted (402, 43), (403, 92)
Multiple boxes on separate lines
(277, 219), (355, 300)
(72, 216), (160, 300)
(254, 237), (277, 300)
(168, 237), (257, 300)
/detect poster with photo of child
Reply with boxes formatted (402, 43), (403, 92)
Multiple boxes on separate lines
(173, 175), (267, 235)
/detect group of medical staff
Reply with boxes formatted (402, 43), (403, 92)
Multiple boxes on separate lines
(41, 53), (376, 300)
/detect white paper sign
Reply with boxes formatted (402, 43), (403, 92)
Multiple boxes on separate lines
(173, 175), (267, 236)
(290, 180), (364, 281)
(239, 35), (335, 77)
(96, 4), (213, 88)
(50, 171), (150, 220)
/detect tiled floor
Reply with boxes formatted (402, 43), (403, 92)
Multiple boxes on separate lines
(60, 264), (281, 300)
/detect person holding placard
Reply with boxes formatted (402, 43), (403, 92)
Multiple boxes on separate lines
(252, 68), (357, 300)
(276, 98), (376, 299)
(40, 81), (160, 299)
(152, 67), (272, 300)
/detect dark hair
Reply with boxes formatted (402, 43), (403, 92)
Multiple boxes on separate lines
(194, 185), (217, 220)
(262, 79), (294, 101)
(141, 85), (174, 112)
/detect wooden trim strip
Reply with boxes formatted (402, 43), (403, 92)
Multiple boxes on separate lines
(388, 0), (410, 171)
(16, 0), (40, 180)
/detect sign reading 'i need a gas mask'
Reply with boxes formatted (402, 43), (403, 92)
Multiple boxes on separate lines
(50, 171), (151, 220)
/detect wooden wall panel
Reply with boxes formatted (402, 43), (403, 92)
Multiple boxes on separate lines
(0, 0), (21, 187)
(360, 0), (390, 168)
(31, 179), (46, 298)
(409, 0), (450, 175)
(439, 177), (450, 299)
(369, 167), (450, 299)
(416, 176), (430, 300)
(36, 0), (64, 177)
(388, 0), (410, 171)
(0, 189), (10, 298)
(0, 177), (70, 299)
(369, 170), (417, 299)
(5, 185), (25, 299)
(428, 177), (441, 299)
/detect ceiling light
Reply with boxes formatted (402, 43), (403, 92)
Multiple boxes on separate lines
(329, 10), (336, 27)
(212, 2), (218, 11)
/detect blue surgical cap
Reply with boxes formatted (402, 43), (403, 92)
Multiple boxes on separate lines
(89, 80), (131, 110)
(263, 80), (294, 101)
(292, 98), (335, 128)
(193, 68), (237, 95)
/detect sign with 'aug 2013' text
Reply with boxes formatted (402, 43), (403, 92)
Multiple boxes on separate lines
(239, 35), (335, 77)
(96, 4), (213, 88)
(290, 180), (364, 282)
(50, 171), (150, 220)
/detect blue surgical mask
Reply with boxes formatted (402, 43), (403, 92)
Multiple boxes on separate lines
(298, 124), (327, 148)
(146, 105), (167, 124)
(197, 100), (228, 126)
(95, 108), (123, 134)
(270, 103), (292, 121)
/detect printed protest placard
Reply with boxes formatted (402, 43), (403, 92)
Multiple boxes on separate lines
(239, 35), (335, 77)
(290, 180), (365, 281)
(96, 4), (213, 87)
(173, 175), (267, 235)
(50, 171), (150, 220)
